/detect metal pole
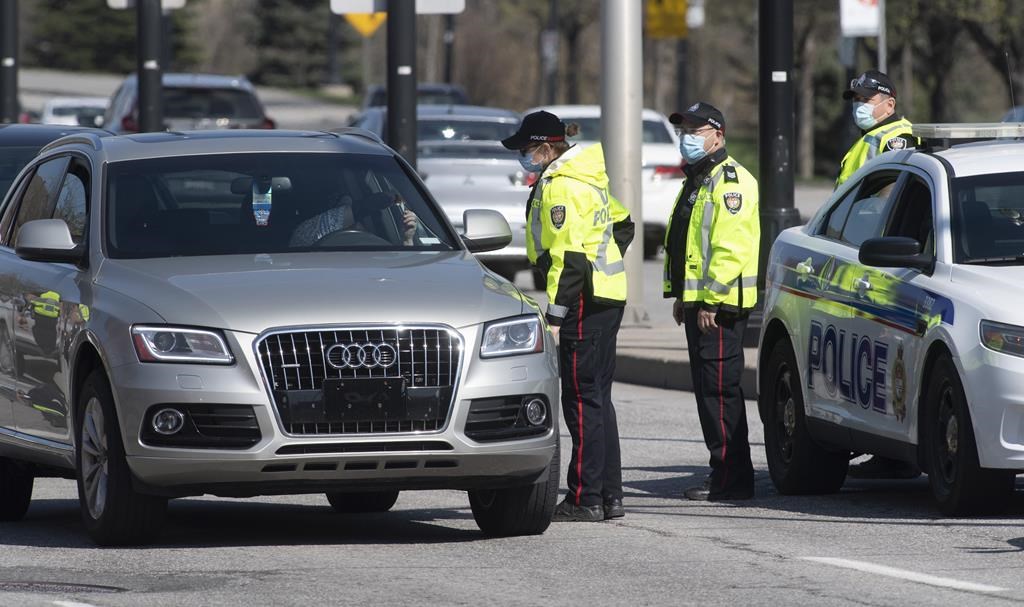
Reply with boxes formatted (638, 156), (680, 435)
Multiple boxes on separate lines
(327, 12), (341, 85)
(544, 0), (558, 105)
(601, 0), (648, 327)
(443, 14), (455, 85)
(137, 0), (164, 132)
(161, 9), (174, 73)
(675, 38), (688, 115)
(877, 0), (887, 73)
(386, 0), (416, 168)
(0, 0), (18, 124)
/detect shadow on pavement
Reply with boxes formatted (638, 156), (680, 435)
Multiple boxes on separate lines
(0, 497), (489, 549)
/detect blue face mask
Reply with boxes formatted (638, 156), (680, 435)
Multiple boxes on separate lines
(680, 133), (708, 163)
(519, 148), (545, 173)
(853, 102), (878, 130)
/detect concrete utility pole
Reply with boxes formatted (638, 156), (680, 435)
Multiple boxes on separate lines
(601, 0), (648, 327)
(386, 0), (417, 168)
(0, 0), (17, 124)
(136, 0), (164, 132)
(443, 14), (455, 84)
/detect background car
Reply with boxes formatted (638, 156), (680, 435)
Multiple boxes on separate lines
(349, 105), (533, 282)
(0, 128), (558, 545)
(103, 73), (276, 134)
(40, 96), (109, 127)
(759, 122), (1024, 517)
(526, 104), (684, 258)
(362, 82), (470, 110)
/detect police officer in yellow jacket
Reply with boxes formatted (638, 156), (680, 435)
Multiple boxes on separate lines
(664, 103), (759, 501)
(836, 70), (914, 188)
(502, 111), (634, 522)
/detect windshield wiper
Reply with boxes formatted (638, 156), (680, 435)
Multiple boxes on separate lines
(964, 255), (1024, 264)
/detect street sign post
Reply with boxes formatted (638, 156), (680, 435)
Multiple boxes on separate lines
(0, 0), (17, 124)
(136, 0), (164, 132)
(386, 0), (416, 168)
(331, 0), (463, 15)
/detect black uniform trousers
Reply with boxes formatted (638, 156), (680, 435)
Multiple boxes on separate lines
(683, 307), (754, 495)
(559, 298), (624, 507)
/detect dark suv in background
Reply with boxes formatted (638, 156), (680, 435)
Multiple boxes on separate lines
(104, 73), (275, 134)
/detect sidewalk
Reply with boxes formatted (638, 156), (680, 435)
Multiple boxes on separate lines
(615, 325), (759, 395)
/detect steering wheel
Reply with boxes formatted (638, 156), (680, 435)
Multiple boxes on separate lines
(313, 229), (391, 247)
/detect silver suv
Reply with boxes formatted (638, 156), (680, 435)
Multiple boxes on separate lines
(0, 129), (559, 545)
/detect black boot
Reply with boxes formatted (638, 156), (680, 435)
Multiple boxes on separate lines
(552, 497), (604, 522)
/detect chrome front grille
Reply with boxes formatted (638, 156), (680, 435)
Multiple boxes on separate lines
(256, 327), (461, 435)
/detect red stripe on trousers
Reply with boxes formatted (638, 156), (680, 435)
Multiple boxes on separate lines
(718, 324), (728, 489)
(573, 293), (585, 505)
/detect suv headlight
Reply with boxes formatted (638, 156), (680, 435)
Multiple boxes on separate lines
(132, 325), (234, 364)
(480, 316), (544, 358)
(980, 320), (1024, 358)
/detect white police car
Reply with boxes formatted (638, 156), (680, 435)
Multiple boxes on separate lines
(759, 123), (1024, 516)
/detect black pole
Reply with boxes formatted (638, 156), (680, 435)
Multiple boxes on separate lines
(137, 0), (164, 132)
(161, 9), (173, 73)
(442, 14), (455, 85)
(757, 0), (800, 289)
(386, 0), (416, 168)
(544, 0), (557, 105)
(0, 0), (18, 124)
(326, 12), (341, 85)
(675, 37), (688, 113)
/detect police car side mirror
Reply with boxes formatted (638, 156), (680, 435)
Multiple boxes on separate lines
(461, 209), (512, 253)
(859, 236), (933, 272)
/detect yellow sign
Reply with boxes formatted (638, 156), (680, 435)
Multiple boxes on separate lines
(646, 0), (688, 39)
(345, 13), (387, 38)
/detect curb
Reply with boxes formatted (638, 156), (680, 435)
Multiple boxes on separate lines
(614, 351), (758, 396)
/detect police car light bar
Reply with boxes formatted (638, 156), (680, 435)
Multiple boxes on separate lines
(912, 123), (1024, 140)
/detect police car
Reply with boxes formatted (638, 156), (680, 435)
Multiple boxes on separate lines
(759, 123), (1024, 516)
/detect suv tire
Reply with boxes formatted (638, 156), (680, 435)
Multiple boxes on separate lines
(76, 370), (167, 546)
(468, 442), (558, 537)
(926, 355), (1014, 516)
(762, 338), (848, 494)
(325, 490), (399, 513)
(0, 457), (33, 521)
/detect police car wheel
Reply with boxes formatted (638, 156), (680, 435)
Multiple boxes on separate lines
(0, 457), (33, 521)
(469, 441), (558, 537)
(761, 338), (849, 494)
(324, 490), (399, 513)
(925, 355), (1014, 516)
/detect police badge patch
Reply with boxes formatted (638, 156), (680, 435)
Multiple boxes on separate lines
(723, 192), (743, 214)
(886, 137), (908, 151)
(550, 205), (566, 229)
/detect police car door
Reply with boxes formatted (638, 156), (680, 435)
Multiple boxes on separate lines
(805, 170), (905, 433)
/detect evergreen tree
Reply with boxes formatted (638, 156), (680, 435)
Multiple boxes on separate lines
(249, 0), (331, 88)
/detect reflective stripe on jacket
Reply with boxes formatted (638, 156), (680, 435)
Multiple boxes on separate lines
(836, 116), (914, 187)
(527, 143), (634, 325)
(662, 155), (759, 312)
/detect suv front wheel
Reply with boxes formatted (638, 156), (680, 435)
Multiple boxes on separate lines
(0, 457), (33, 521)
(76, 370), (167, 546)
(468, 442), (559, 536)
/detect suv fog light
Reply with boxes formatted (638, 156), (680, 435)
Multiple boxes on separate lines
(524, 399), (547, 426)
(152, 408), (185, 435)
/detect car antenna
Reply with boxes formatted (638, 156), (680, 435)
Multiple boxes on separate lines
(1006, 49), (1017, 119)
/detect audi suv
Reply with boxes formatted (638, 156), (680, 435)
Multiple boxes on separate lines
(0, 128), (559, 545)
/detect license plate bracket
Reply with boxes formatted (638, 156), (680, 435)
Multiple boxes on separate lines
(322, 378), (407, 422)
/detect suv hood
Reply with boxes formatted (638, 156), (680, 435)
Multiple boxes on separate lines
(96, 251), (529, 334)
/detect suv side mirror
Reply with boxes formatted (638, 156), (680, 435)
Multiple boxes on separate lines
(461, 209), (512, 253)
(16, 219), (84, 264)
(859, 236), (933, 272)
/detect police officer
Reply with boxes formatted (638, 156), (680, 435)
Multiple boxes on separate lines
(836, 70), (914, 188)
(501, 111), (634, 522)
(664, 103), (759, 501)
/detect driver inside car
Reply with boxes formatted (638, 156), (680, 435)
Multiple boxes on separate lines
(288, 191), (418, 247)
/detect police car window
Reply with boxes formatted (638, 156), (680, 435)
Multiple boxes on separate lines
(885, 175), (933, 255)
(838, 172), (901, 248)
(12, 156), (71, 245)
(822, 188), (858, 240)
(52, 164), (89, 245)
(952, 171), (1024, 263)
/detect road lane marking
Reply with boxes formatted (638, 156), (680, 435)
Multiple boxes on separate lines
(800, 557), (1008, 593)
(53, 601), (99, 607)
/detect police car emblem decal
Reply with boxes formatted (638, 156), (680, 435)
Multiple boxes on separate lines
(893, 343), (907, 421)
(886, 137), (907, 151)
(550, 205), (566, 229)
(724, 192), (743, 214)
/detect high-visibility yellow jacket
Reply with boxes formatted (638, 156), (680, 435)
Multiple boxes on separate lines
(32, 291), (60, 319)
(663, 155), (760, 312)
(527, 144), (634, 325)
(836, 116), (914, 188)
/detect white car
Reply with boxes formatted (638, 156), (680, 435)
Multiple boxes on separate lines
(759, 123), (1024, 516)
(40, 96), (108, 127)
(526, 105), (682, 258)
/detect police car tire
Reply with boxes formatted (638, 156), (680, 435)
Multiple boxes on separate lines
(924, 356), (1015, 516)
(468, 441), (559, 537)
(762, 338), (849, 495)
(0, 457), (33, 521)
(76, 370), (167, 546)
(325, 490), (399, 513)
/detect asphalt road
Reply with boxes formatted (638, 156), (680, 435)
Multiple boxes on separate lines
(2, 382), (1024, 606)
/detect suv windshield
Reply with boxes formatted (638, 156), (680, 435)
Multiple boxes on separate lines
(106, 152), (456, 259)
(953, 171), (1024, 264)
(162, 87), (263, 119)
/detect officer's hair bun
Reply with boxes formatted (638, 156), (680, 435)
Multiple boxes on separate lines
(565, 123), (580, 138)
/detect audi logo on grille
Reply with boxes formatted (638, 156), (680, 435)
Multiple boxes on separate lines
(326, 343), (398, 369)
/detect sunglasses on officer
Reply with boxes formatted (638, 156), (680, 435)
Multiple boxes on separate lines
(674, 125), (716, 137)
(519, 143), (543, 157)
(850, 75), (893, 96)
